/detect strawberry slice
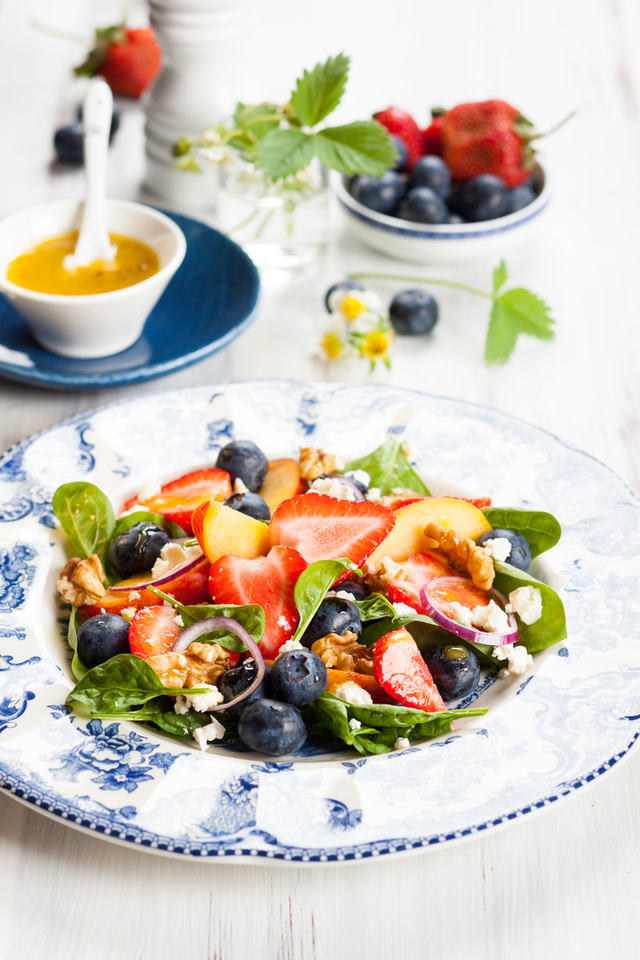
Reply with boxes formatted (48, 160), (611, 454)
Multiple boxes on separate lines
(269, 494), (395, 568)
(387, 552), (456, 613)
(208, 545), (308, 660)
(123, 468), (232, 534)
(373, 627), (446, 712)
(129, 604), (181, 659)
(386, 496), (429, 511)
(427, 578), (491, 621)
(445, 496), (492, 509)
(79, 555), (211, 619)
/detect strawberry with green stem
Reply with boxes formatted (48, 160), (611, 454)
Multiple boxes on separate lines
(75, 24), (162, 98)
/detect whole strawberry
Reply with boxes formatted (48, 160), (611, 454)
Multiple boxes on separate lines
(441, 100), (533, 186)
(422, 108), (446, 156)
(75, 24), (162, 98)
(373, 107), (424, 170)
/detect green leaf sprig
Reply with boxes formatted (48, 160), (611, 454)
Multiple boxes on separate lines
(174, 53), (396, 182)
(349, 260), (555, 365)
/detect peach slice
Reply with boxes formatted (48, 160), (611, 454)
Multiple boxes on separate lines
(195, 500), (270, 564)
(368, 496), (492, 564)
(258, 459), (305, 512)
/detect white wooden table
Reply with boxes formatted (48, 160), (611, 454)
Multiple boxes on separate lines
(1, 0), (639, 956)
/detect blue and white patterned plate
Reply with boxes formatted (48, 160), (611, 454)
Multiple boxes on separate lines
(0, 380), (639, 864)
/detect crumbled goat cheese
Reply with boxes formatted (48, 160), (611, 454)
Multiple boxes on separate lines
(137, 478), (162, 501)
(506, 586), (543, 625)
(494, 643), (534, 678)
(333, 682), (373, 705)
(392, 601), (418, 617)
(276, 639), (304, 657)
(449, 601), (474, 628)
(471, 600), (511, 633)
(174, 684), (225, 714)
(366, 487), (382, 502)
(335, 590), (358, 602)
(345, 469), (370, 488)
(481, 537), (512, 563)
(348, 718), (362, 731)
(173, 613), (184, 627)
(151, 541), (202, 579)
(119, 503), (150, 517)
(307, 476), (355, 500)
(120, 607), (136, 621)
(394, 737), (411, 750)
(128, 591), (141, 601)
(377, 556), (408, 582)
(233, 477), (249, 494)
(193, 717), (226, 750)
(276, 615), (291, 629)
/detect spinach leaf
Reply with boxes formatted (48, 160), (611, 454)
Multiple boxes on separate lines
(493, 560), (567, 653)
(67, 606), (89, 681)
(291, 558), (360, 643)
(303, 692), (487, 756)
(482, 507), (561, 558)
(66, 653), (207, 714)
(352, 593), (397, 621)
(149, 587), (265, 652)
(91, 696), (214, 736)
(53, 481), (115, 566)
(344, 436), (430, 497)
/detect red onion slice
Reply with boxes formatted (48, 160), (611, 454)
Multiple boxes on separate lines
(170, 616), (265, 713)
(419, 576), (519, 646)
(110, 553), (204, 592)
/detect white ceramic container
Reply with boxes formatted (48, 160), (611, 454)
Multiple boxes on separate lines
(333, 166), (552, 265)
(0, 199), (186, 358)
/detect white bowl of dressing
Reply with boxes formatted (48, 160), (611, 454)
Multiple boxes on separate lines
(0, 199), (186, 358)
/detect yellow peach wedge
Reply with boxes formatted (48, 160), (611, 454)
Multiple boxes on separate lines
(258, 459), (304, 513)
(195, 500), (271, 564)
(368, 496), (492, 564)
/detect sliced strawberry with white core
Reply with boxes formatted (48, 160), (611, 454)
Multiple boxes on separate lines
(387, 552), (457, 612)
(123, 468), (232, 533)
(129, 604), (182, 659)
(208, 545), (308, 660)
(269, 494), (395, 567)
(373, 627), (446, 712)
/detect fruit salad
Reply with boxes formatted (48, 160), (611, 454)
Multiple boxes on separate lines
(54, 436), (566, 757)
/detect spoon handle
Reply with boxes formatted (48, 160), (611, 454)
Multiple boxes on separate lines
(72, 79), (116, 266)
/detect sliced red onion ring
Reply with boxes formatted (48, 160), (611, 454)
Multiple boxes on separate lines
(110, 553), (204, 592)
(419, 576), (519, 646)
(170, 616), (265, 713)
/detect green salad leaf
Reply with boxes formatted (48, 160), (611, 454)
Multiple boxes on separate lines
(292, 558), (361, 644)
(148, 587), (265, 652)
(53, 481), (115, 567)
(493, 560), (567, 653)
(89, 696), (215, 737)
(290, 52), (349, 128)
(482, 507), (561, 558)
(343, 436), (430, 497)
(67, 606), (88, 681)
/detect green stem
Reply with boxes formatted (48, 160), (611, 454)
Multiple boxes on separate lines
(349, 272), (495, 301)
(254, 208), (275, 240)
(223, 205), (261, 237)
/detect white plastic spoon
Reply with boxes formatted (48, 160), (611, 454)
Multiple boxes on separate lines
(63, 78), (116, 271)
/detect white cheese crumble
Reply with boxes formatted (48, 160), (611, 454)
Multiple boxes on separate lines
(306, 476), (355, 500)
(151, 541), (202, 579)
(471, 600), (511, 634)
(481, 537), (512, 563)
(128, 590), (141, 601)
(120, 607), (136, 621)
(506, 586), (543, 625)
(392, 601), (418, 618)
(449, 601), (474, 628)
(494, 643), (534, 678)
(333, 681), (373, 705)
(394, 737), (411, 750)
(137, 477), (162, 501)
(345, 469), (370, 488)
(233, 477), (249, 494)
(348, 718), (362, 731)
(377, 556), (408, 582)
(119, 503), (150, 517)
(276, 639), (304, 657)
(193, 717), (226, 750)
(173, 614), (184, 627)
(366, 487), (382, 502)
(276, 615), (291, 629)
(174, 684), (225, 714)
(335, 590), (358, 602)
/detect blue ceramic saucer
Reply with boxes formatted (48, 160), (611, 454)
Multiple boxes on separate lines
(0, 211), (260, 389)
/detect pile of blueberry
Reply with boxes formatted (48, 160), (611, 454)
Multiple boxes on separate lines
(53, 103), (121, 164)
(347, 138), (540, 224)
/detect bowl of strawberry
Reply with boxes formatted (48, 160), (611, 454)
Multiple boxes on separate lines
(334, 101), (553, 264)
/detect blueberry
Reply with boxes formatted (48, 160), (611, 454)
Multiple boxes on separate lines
(335, 580), (371, 602)
(455, 175), (509, 222)
(238, 699), (307, 755)
(424, 644), (480, 701)
(109, 521), (169, 578)
(408, 155), (451, 198)
(218, 660), (271, 717)
(77, 614), (131, 670)
(389, 289), (439, 336)
(397, 186), (448, 224)
(77, 102), (121, 141)
(300, 597), (362, 648)
(355, 171), (407, 215)
(223, 491), (270, 521)
(270, 649), (328, 706)
(476, 528), (532, 572)
(447, 213), (465, 224)
(342, 471), (369, 496)
(525, 167), (544, 196)
(389, 135), (409, 172)
(216, 440), (268, 492)
(53, 123), (84, 164)
(325, 279), (365, 313)
(507, 185), (536, 213)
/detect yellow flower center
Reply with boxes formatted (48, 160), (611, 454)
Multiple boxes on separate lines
(361, 331), (391, 358)
(341, 296), (364, 320)
(320, 333), (342, 360)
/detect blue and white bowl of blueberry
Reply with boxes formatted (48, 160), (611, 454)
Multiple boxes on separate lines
(334, 150), (551, 265)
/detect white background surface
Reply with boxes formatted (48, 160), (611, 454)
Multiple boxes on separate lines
(0, 0), (639, 957)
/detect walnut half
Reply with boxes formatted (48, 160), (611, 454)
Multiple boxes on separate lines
(423, 521), (494, 591)
(311, 631), (374, 675)
(57, 555), (106, 606)
(146, 642), (231, 689)
(299, 446), (344, 482)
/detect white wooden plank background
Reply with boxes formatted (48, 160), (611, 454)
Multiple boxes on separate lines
(0, 0), (639, 957)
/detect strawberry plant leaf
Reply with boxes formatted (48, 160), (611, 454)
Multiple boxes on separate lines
(493, 259), (508, 293)
(290, 53), (350, 128)
(233, 103), (281, 142)
(254, 128), (316, 179)
(314, 122), (396, 176)
(485, 288), (555, 365)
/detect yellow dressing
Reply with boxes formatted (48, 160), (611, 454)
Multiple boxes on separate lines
(6, 231), (160, 296)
